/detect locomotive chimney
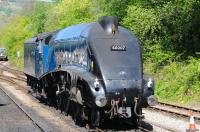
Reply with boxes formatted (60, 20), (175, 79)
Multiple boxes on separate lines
(98, 16), (118, 34)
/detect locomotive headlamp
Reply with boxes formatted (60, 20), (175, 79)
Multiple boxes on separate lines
(94, 78), (99, 88)
(106, 24), (115, 34)
(147, 78), (154, 88)
(107, 25), (112, 34)
(95, 95), (107, 107)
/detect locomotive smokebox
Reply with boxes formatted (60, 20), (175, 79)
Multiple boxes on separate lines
(99, 16), (118, 34)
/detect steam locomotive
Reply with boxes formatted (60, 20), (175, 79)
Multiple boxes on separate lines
(24, 16), (157, 128)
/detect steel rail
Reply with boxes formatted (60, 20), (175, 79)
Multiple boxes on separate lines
(149, 102), (200, 120)
(0, 63), (25, 77)
(0, 74), (26, 82)
(158, 102), (200, 113)
(0, 77), (45, 132)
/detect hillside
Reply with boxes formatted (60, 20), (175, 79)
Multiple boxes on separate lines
(0, 1), (23, 16)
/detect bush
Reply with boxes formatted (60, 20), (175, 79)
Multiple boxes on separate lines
(122, 5), (175, 66)
(0, 16), (34, 69)
(44, 0), (98, 31)
(154, 58), (200, 103)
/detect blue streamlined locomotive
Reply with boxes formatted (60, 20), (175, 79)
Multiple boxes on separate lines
(24, 16), (157, 128)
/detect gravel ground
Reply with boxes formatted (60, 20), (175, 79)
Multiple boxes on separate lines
(0, 85), (41, 132)
(2, 71), (16, 78)
(143, 109), (200, 132)
(0, 82), (87, 132)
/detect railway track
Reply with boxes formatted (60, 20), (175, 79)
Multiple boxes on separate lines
(0, 74), (26, 82)
(0, 63), (25, 76)
(0, 62), (26, 80)
(0, 79), (45, 132)
(149, 102), (200, 121)
(0, 74), (25, 88)
(0, 65), (44, 131)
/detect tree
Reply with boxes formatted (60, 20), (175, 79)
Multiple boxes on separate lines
(103, 0), (132, 21)
(44, 0), (98, 31)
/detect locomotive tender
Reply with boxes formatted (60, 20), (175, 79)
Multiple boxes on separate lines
(24, 16), (157, 127)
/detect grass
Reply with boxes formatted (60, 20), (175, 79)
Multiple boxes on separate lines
(144, 58), (200, 105)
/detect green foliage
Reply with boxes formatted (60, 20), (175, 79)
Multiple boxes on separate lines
(122, 5), (175, 66)
(122, 0), (200, 66)
(102, 0), (132, 21)
(130, 0), (172, 8)
(0, 0), (102, 68)
(44, 0), (98, 31)
(29, 3), (51, 34)
(153, 58), (200, 103)
(0, 16), (34, 69)
(157, 0), (200, 57)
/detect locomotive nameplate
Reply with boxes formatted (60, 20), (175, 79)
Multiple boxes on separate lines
(111, 45), (126, 51)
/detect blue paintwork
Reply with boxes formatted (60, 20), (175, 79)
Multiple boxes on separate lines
(42, 45), (49, 73)
(54, 23), (91, 42)
(35, 45), (39, 77)
(45, 37), (88, 75)
(24, 23), (93, 79)
(47, 47), (56, 72)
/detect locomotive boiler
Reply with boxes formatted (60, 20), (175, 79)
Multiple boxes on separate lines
(24, 16), (157, 128)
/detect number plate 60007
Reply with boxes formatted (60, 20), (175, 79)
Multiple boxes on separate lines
(111, 45), (126, 51)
